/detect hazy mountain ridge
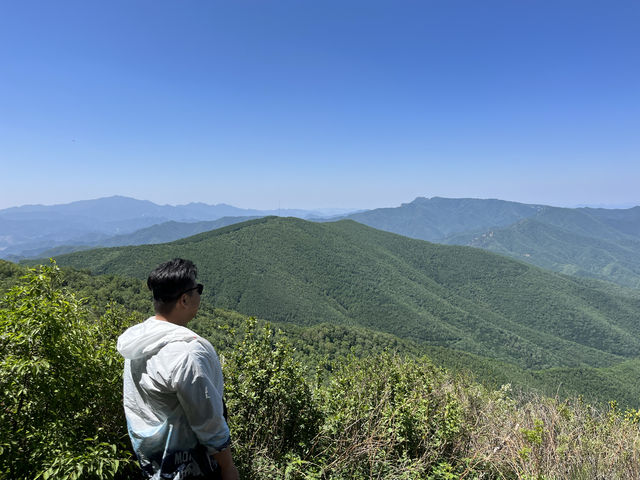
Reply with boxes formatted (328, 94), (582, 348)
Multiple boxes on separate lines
(442, 207), (640, 287)
(345, 197), (546, 241)
(6, 195), (640, 288)
(10, 217), (261, 260)
(345, 197), (640, 287)
(0, 196), (353, 259)
(45, 216), (640, 372)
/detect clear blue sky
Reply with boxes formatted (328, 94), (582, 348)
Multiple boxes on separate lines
(1, 1), (639, 210)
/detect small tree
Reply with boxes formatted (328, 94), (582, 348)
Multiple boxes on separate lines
(0, 262), (136, 480)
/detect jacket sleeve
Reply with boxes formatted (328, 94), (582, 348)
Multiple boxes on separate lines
(172, 341), (231, 454)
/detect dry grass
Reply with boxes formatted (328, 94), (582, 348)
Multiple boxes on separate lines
(227, 349), (640, 479)
(461, 384), (640, 479)
(307, 367), (640, 479)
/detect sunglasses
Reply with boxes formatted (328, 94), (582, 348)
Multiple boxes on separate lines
(177, 283), (204, 297)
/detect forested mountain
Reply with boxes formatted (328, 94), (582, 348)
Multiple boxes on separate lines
(47, 217), (640, 373)
(445, 206), (640, 287)
(96, 216), (262, 246)
(345, 197), (640, 287)
(4, 256), (640, 408)
(345, 196), (545, 241)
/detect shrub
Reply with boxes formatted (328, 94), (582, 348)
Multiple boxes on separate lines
(223, 318), (321, 478)
(0, 262), (137, 480)
(310, 353), (472, 479)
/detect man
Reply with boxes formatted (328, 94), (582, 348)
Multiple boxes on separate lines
(117, 258), (239, 479)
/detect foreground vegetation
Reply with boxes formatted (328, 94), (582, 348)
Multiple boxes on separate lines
(2, 264), (640, 479)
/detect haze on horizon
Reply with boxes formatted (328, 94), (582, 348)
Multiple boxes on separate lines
(1, 194), (639, 215)
(1, 1), (638, 211)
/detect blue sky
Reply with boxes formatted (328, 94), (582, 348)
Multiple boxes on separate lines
(1, 1), (639, 210)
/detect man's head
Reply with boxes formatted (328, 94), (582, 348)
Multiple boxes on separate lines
(147, 258), (201, 319)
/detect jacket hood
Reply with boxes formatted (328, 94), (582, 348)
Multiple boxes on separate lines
(117, 317), (200, 360)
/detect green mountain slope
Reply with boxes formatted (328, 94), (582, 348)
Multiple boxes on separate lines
(98, 216), (262, 247)
(346, 197), (544, 241)
(588, 206), (640, 237)
(447, 208), (640, 287)
(46, 217), (640, 371)
(4, 258), (640, 407)
(345, 197), (640, 287)
(540, 206), (640, 242)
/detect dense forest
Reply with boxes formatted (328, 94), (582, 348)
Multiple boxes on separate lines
(6, 255), (640, 408)
(41, 217), (640, 397)
(2, 262), (640, 479)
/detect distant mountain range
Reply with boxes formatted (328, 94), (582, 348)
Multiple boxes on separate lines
(343, 197), (640, 287)
(345, 197), (546, 240)
(0, 196), (356, 259)
(4, 195), (640, 288)
(18, 217), (263, 258)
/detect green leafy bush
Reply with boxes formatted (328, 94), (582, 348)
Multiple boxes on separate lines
(223, 318), (321, 478)
(0, 262), (136, 479)
(308, 353), (471, 478)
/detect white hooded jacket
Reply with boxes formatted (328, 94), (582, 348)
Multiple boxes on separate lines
(117, 317), (230, 479)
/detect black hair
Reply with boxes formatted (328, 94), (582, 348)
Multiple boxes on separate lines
(147, 258), (198, 315)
